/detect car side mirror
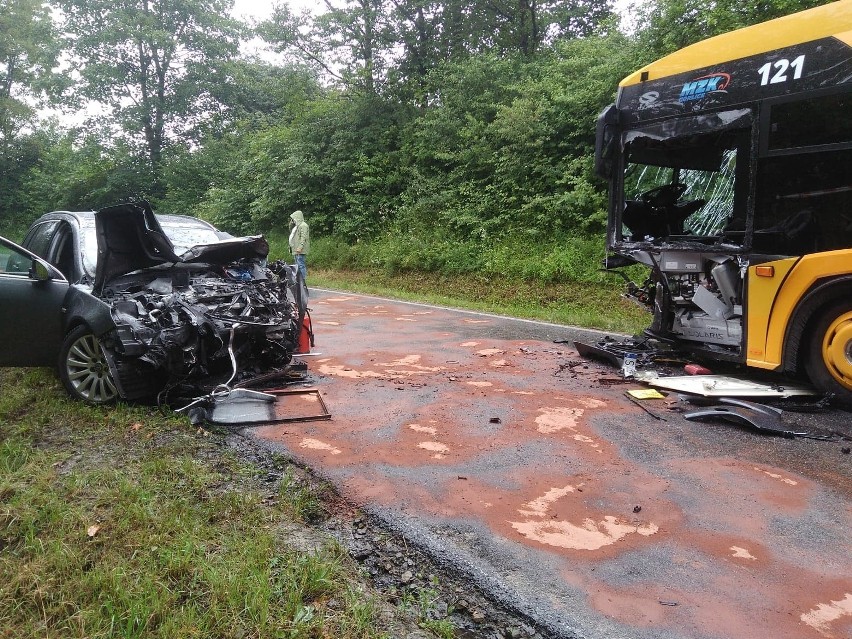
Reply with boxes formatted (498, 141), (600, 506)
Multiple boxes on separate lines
(30, 259), (54, 282)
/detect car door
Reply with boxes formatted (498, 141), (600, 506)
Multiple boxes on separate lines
(0, 235), (70, 366)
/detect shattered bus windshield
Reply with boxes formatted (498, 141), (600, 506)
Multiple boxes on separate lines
(620, 128), (747, 244)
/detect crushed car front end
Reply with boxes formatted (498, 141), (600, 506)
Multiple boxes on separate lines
(100, 258), (305, 401)
(63, 202), (307, 403)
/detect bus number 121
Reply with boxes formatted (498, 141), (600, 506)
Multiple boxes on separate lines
(758, 55), (805, 86)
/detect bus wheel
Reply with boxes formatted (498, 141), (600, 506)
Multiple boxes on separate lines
(805, 302), (852, 406)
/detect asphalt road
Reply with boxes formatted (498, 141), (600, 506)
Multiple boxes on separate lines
(250, 289), (852, 639)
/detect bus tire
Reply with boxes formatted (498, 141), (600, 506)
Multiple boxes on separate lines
(804, 301), (852, 407)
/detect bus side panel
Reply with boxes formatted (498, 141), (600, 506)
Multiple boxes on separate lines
(747, 250), (852, 369)
(746, 258), (798, 369)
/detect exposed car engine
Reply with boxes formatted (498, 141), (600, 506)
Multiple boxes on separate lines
(100, 260), (304, 400)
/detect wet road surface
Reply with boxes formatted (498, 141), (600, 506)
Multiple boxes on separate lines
(251, 290), (852, 639)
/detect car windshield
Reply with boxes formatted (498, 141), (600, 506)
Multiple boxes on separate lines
(161, 222), (222, 253)
(80, 218), (98, 276)
(79, 216), (222, 278)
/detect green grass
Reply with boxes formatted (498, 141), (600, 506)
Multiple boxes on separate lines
(399, 582), (455, 639)
(0, 369), (389, 639)
(279, 467), (326, 523)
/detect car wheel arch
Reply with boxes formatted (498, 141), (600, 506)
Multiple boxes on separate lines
(61, 287), (115, 334)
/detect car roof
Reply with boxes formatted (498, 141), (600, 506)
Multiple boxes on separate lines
(34, 209), (218, 231)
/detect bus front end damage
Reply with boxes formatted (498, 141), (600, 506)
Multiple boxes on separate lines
(598, 107), (754, 363)
(615, 250), (745, 357)
(593, 2), (852, 404)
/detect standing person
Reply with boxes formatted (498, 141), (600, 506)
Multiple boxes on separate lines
(288, 210), (310, 284)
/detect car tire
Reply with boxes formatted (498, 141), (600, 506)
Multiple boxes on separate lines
(804, 301), (852, 407)
(58, 325), (119, 404)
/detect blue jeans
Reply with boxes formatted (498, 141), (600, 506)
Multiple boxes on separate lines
(295, 254), (307, 283)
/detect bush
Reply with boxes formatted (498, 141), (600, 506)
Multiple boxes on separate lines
(304, 231), (614, 285)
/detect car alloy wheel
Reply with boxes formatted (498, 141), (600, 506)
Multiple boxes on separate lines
(60, 327), (119, 404)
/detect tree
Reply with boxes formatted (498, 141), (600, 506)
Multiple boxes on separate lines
(262, 0), (393, 94)
(388, 0), (437, 101)
(58, 0), (242, 193)
(23, 129), (153, 214)
(395, 34), (632, 240)
(0, 0), (61, 151)
(384, 0), (615, 108)
(0, 0), (63, 231)
(157, 61), (325, 215)
(548, 0), (616, 40)
(203, 59), (322, 131)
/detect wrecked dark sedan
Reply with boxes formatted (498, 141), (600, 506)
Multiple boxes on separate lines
(0, 202), (308, 404)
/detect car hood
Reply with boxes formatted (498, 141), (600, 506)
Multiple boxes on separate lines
(94, 202), (269, 292)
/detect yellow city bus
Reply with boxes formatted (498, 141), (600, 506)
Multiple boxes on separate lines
(594, 1), (852, 403)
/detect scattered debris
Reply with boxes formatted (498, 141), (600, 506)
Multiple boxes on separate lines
(553, 360), (587, 377)
(684, 363), (712, 375)
(684, 398), (840, 440)
(624, 392), (667, 421)
(597, 376), (633, 385)
(640, 374), (816, 398)
(627, 389), (666, 400)
(574, 340), (625, 369)
(573, 337), (827, 414)
(177, 388), (331, 426)
(622, 353), (638, 378)
(574, 336), (681, 371)
(684, 398), (788, 436)
(768, 395), (833, 413)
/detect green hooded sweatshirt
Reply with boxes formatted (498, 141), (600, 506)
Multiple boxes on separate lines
(288, 210), (310, 255)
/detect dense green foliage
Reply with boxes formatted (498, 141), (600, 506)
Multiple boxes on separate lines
(0, 0), (63, 237)
(0, 0), (834, 269)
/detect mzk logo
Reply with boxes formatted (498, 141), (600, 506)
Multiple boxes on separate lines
(679, 73), (731, 103)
